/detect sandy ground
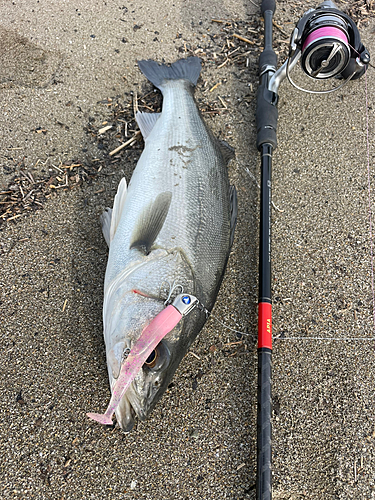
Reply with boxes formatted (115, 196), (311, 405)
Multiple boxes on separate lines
(1, 0), (374, 499)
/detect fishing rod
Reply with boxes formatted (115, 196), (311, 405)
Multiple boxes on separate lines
(255, 1), (370, 498)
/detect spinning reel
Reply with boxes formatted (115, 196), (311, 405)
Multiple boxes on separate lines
(271, 0), (370, 94)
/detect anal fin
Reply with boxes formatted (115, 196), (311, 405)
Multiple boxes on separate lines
(219, 140), (235, 166)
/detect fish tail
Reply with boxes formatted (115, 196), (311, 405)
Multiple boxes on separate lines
(138, 57), (201, 92)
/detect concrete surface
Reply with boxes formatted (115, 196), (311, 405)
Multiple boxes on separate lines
(0, 0), (374, 499)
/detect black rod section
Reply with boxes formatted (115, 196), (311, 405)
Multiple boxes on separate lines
(257, 347), (272, 499)
(256, 2), (278, 500)
(259, 144), (272, 303)
(257, 146), (273, 500)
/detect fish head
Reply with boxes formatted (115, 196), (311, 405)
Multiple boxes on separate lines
(110, 339), (173, 431)
(105, 291), (164, 430)
(124, 308), (204, 430)
(103, 249), (203, 431)
(106, 290), (205, 431)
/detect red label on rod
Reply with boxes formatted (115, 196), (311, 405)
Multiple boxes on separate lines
(258, 302), (272, 349)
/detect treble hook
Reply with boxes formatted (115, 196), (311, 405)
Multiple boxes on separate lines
(160, 280), (184, 305)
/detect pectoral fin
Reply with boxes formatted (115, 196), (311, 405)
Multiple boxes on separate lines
(130, 192), (172, 254)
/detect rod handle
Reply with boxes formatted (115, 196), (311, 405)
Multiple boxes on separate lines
(257, 348), (272, 500)
(261, 0), (276, 15)
(256, 82), (278, 150)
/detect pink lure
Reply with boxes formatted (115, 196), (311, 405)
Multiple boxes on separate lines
(87, 304), (182, 425)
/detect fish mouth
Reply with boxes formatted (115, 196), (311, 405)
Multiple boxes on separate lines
(115, 389), (153, 431)
(115, 393), (137, 432)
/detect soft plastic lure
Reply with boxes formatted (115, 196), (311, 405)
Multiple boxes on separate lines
(87, 293), (198, 425)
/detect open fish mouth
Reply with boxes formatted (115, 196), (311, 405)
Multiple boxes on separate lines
(116, 381), (157, 431)
(115, 392), (137, 432)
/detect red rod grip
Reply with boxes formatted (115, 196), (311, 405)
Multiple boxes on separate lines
(258, 302), (272, 350)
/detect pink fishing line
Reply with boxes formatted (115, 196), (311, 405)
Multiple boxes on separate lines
(302, 26), (348, 52)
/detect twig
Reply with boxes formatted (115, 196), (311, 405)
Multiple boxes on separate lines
(133, 91), (138, 117)
(272, 20), (289, 37)
(227, 47), (240, 57)
(109, 131), (141, 156)
(231, 50), (252, 61)
(51, 164), (64, 174)
(23, 190), (35, 202)
(212, 19), (231, 24)
(217, 58), (229, 69)
(209, 81), (222, 92)
(218, 96), (227, 109)
(233, 33), (255, 45)
(7, 214), (22, 221)
(98, 125), (112, 135)
(189, 351), (201, 360)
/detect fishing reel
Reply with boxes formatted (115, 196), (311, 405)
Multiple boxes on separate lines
(284, 0), (370, 93)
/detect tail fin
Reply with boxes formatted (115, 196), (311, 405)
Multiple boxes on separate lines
(138, 57), (201, 92)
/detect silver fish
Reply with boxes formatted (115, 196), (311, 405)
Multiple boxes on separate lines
(99, 57), (237, 431)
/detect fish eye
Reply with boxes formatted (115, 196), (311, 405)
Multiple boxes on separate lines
(144, 349), (158, 368)
(142, 342), (170, 371)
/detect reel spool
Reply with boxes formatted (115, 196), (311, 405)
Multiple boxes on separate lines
(287, 0), (370, 93)
(301, 16), (350, 79)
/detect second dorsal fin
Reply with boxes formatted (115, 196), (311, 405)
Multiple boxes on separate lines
(136, 111), (161, 139)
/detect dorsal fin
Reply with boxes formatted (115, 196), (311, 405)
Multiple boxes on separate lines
(130, 192), (172, 254)
(136, 111), (161, 139)
(100, 178), (128, 247)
